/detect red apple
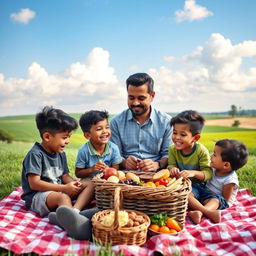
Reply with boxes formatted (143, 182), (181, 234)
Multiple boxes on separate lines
(103, 168), (118, 180)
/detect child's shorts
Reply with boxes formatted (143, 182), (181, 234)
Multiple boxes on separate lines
(30, 191), (52, 217)
(192, 183), (229, 210)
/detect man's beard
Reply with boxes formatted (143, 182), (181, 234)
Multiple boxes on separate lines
(130, 105), (147, 116)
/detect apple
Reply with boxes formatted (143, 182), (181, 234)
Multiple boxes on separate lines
(103, 168), (118, 180)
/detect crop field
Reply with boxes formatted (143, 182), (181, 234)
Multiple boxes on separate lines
(0, 114), (256, 199)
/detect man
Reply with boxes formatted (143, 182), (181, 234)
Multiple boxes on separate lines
(110, 72), (172, 172)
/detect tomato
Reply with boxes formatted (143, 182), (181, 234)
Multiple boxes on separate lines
(149, 224), (160, 232)
(103, 168), (118, 180)
(167, 217), (181, 232)
(159, 178), (169, 186)
(159, 225), (170, 233)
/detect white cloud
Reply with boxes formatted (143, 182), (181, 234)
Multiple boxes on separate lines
(10, 8), (36, 24)
(175, 0), (213, 23)
(151, 33), (256, 112)
(1, 36), (256, 116)
(0, 47), (126, 116)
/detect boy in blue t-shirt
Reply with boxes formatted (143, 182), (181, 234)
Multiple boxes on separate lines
(75, 110), (122, 179)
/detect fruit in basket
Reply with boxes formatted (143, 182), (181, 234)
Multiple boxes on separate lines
(103, 168), (118, 179)
(126, 172), (140, 183)
(145, 181), (156, 187)
(117, 170), (126, 180)
(121, 179), (139, 186)
(153, 169), (170, 181)
(107, 175), (119, 183)
(159, 178), (169, 186)
(101, 210), (129, 227)
(167, 217), (181, 232)
(159, 226), (171, 233)
(149, 224), (160, 232)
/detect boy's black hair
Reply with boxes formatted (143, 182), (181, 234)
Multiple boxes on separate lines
(79, 110), (109, 133)
(170, 110), (205, 136)
(36, 106), (78, 138)
(126, 73), (154, 94)
(216, 139), (248, 170)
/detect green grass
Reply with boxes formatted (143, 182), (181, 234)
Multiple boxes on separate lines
(201, 130), (256, 155)
(0, 142), (255, 199)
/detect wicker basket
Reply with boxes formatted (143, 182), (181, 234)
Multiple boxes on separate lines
(93, 171), (191, 225)
(92, 186), (150, 246)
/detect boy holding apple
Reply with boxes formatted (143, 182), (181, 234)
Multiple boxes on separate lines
(75, 110), (122, 179)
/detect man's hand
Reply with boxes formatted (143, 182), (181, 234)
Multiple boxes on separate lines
(138, 159), (158, 172)
(125, 155), (139, 170)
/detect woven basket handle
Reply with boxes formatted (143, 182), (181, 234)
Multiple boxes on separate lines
(113, 186), (122, 230)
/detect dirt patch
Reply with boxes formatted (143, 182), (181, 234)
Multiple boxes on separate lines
(205, 117), (256, 129)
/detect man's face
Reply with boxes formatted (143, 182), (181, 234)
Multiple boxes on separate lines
(127, 84), (155, 117)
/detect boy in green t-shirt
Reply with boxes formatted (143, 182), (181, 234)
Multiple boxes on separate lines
(167, 110), (213, 219)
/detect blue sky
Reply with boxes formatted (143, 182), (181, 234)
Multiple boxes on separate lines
(0, 0), (256, 116)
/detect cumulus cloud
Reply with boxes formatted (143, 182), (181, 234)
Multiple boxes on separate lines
(10, 8), (36, 24)
(151, 33), (256, 112)
(0, 48), (126, 116)
(1, 35), (256, 116)
(175, 0), (213, 23)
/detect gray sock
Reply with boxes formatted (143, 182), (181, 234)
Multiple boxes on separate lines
(80, 207), (100, 219)
(48, 212), (62, 228)
(56, 205), (91, 240)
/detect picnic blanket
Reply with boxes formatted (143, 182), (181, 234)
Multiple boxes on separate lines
(0, 187), (256, 256)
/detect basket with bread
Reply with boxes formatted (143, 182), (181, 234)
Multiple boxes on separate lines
(92, 169), (191, 225)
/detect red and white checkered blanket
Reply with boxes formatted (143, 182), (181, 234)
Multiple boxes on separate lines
(1, 187), (256, 255)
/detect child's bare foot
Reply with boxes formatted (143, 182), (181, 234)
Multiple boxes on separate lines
(188, 210), (203, 224)
(206, 210), (221, 223)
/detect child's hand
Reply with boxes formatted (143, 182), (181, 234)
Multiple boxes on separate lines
(179, 170), (195, 179)
(168, 166), (180, 177)
(64, 181), (82, 197)
(93, 161), (107, 172)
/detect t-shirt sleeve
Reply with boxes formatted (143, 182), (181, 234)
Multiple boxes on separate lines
(75, 146), (88, 168)
(23, 151), (43, 176)
(224, 173), (239, 189)
(199, 145), (212, 181)
(168, 145), (177, 167)
(111, 143), (123, 165)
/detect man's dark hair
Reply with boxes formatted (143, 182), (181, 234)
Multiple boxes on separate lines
(170, 110), (205, 136)
(79, 110), (109, 133)
(216, 139), (248, 170)
(36, 106), (78, 138)
(126, 73), (154, 94)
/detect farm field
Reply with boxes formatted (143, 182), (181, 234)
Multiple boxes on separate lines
(0, 114), (256, 199)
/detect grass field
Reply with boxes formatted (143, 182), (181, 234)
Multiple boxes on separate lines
(0, 114), (256, 199)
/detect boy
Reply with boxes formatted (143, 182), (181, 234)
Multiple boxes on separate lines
(75, 110), (122, 179)
(167, 110), (213, 220)
(168, 110), (212, 182)
(188, 139), (248, 224)
(21, 106), (94, 240)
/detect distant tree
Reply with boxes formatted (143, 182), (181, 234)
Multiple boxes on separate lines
(0, 129), (14, 143)
(232, 120), (240, 127)
(229, 105), (238, 117)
